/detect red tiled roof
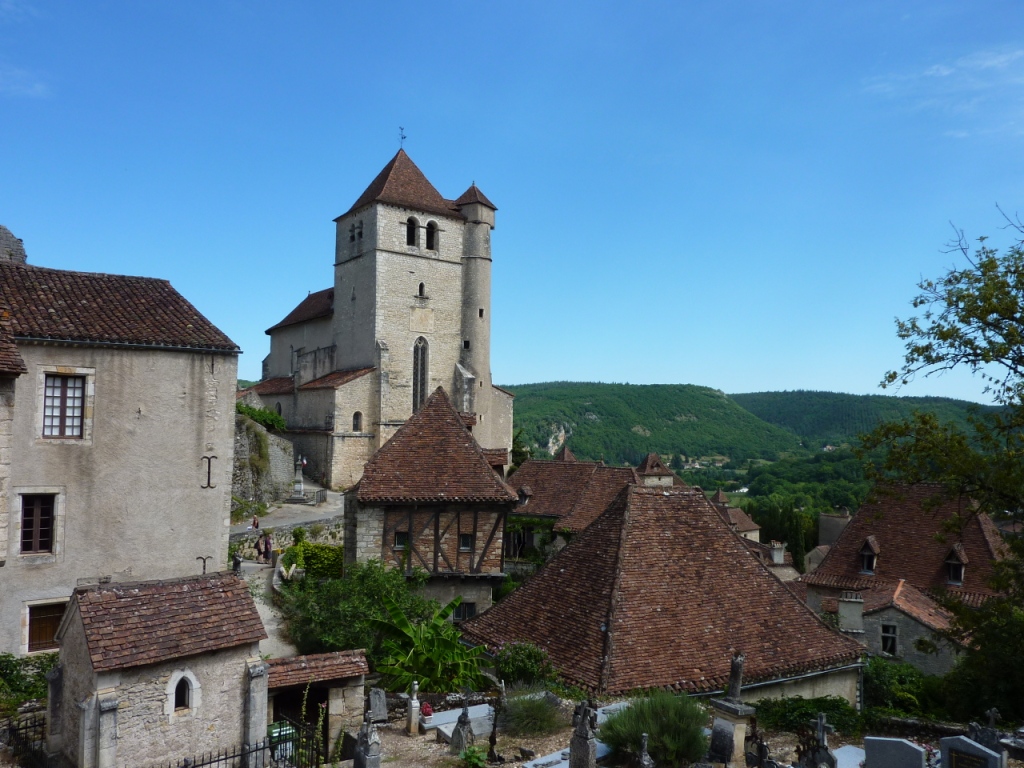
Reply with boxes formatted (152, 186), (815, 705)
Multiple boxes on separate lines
(340, 150), (463, 220)
(267, 650), (368, 689)
(0, 313), (25, 375)
(463, 486), (862, 694)
(71, 573), (266, 672)
(861, 579), (952, 633)
(636, 453), (675, 477)
(507, 460), (639, 532)
(245, 376), (294, 396)
(553, 445), (577, 462)
(454, 184), (497, 210)
(482, 448), (509, 468)
(711, 489), (729, 504)
(0, 261), (238, 352)
(558, 465), (640, 534)
(266, 288), (333, 333)
(357, 387), (517, 504)
(718, 505), (761, 534)
(812, 484), (1006, 599)
(299, 367), (374, 390)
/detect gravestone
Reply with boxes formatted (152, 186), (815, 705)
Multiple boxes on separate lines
(707, 652), (756, 767)
(795, 713), (836, 768)
(449, 700), (474, 755)
(406, 681), (420, 736)
(569, 700), (598, 768)
(863, 736), (925, 768)
(639, 733), (655, 768)
(368, 688), (387, 724)
(940, 735), (1006, 768)
(354, 712), (382, 768)
(969, 709), (1007, 755)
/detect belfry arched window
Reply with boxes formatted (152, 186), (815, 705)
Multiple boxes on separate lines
(425, 221), (437, 251)
(352, 411), (362, 432)
(418, 282), (426, 298)
(406, 217), (418, 246)
(412, 337), (429, 412)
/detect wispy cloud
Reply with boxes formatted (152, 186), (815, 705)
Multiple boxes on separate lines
(0, 0), (39, 21)
(864, 48), (1024, 136)
(0, 65), (49, 98)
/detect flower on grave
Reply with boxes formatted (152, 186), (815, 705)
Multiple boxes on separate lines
(421, 702), (433, 716)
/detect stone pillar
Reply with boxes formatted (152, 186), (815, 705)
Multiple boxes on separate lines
(0, 376), (17, 567)
(708, 652), (756, 768)
(406, 681), (420, 736)
(569, 701), (598, 768)
(45, 664), (64, 755)
(244, 658), (269, 748)
(354, 713), (382, 768)
(96, 690), (118, 768)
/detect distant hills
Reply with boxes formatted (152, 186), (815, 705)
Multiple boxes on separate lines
(503, 382), (997, 466)
(730, 390), (998, 447)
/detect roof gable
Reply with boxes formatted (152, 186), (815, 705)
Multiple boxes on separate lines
(340, 150), (461, 220)
(266, 288), (333, 333)
(463, 487), (861, 694)
(357, 387), (517, 504)
(454, 184), (497, 210)
(636, 453), (674, 477)
(71, 573), (266, 672)
(0, 261), (237, 352)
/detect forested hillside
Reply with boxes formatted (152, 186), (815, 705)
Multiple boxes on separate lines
(729, 390), (997, 447)
(504, 382), (803, 465)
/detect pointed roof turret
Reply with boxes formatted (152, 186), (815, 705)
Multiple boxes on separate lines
(636, 452), (674, 477)
(454, 183), (497, 211)
(357, 387), (517, 504)
(553, 445), (577, 462)
(339, 149), (460, 220)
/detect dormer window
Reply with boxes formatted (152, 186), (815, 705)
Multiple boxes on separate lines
(945, 545), (967, 585)
(425, 221), (438, 251)
(406, 217), (419, 246)
(859, 536), (879, 574)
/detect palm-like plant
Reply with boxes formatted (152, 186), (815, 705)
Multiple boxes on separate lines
(369, 595), (487, 692)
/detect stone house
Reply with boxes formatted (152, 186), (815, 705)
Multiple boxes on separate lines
(462, 485), (864, 703)
(709, 488), (761, 542)
(0, 239), (239, 656)
(246, 150), (513, 488)
(47, 573), (268, 768)
(344, 387), (516, 617)
(800, 484), (1007, 675)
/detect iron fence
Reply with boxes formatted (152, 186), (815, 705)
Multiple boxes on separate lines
(155, 716), (322, 768)
(2, 712), (57, 768)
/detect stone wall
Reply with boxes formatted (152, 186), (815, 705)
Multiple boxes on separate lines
(230, 514), (344, 561)
(232, 413), (294, 506)
(343, 494), (383, 566)
(0, 377), (14, 567)
(864, 607), (957, 676)
(740, 665), (862, 709)
(264, 316), (333, 380)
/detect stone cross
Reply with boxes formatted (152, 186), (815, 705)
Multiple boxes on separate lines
(725, 651), (745, 703)
(812, 713), (835, 750)
(569, 700), (598, 768)
(985, 707), (1000, 728)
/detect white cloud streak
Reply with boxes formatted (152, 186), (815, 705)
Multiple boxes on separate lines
(0, 65), (49, 98)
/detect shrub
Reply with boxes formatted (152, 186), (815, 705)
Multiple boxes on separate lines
(292, 527), (308, 545)
(496, 642), (554, 686)
(864, 656), (926, 714)
(599, 689), (709, 767)
(0, 653), (57, 716)
(503, 693), (567, 736)
(236, 400), (286, 431)
(460, 745), (487, 768)
(279, 541), (344, 579)
(754, 695), (860, 736)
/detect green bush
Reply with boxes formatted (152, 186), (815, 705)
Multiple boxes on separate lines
(236, 400), (286, 431)
(460, 745), (487, 768)
(503, 693), (567, 736)
(280, 541), (344, 579)
(864, 657), (926, 714)
(0, 653), (57, 716)
(599, 689), (709, 767)
(754, 695), (860, 736)
(292, 526), (308, 545)
(495, 642), (554, 686)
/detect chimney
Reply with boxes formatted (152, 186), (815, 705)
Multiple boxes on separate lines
(837, 590), (864, 634)
(769, 540), (786, 565)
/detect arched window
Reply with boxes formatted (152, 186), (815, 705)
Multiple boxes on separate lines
(425, 221), (437, 251)
(352, 411), (362, 432)
(412, 337), (429, 412)
(418, 282), (426, 298)
(174, 678), (190, 710)
(275, 402), (282, 416)
(406, 217), (418, 246)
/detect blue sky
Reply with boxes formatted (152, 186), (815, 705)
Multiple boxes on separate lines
(2, 1), (1023, 403)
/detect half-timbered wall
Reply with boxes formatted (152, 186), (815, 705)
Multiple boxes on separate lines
(380, 505), (505, 575)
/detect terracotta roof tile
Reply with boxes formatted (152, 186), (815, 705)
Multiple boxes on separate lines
(72, 573), (267, 672)
(718, 505), (761, 534)
(244, 376), (294, 396)
(266, 288), (334, 333)
(508, 460), (639, 532)
(299, 367), (374, 390)
(357, 387), (517, 504)
(553, 445), (577, 462)
(0, 313), (25, 375)
(453, 184), (497, 210)
(860, 579), (952, 633)
(340, 150), (463, 220)
(558, 466), (640, 534)
(0, 261), (237, 352)
(635, 453), (675, 477)
(267, 650), (368, 688)
(812, 484), (1005, 599)
(463, 487), (862, 694)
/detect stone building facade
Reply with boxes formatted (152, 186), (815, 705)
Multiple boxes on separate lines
(47, 573), (267, 768)
(247, 151), (513, 488)
(0, 240), (239, 656)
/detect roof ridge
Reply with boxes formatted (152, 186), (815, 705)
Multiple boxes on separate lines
(598, 484), (634, 691)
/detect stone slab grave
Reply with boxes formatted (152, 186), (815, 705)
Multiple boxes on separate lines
(941, 735), (1007, 768)
(368, 687), (387, 724)
(863, 736), (924, 768)
(432, 703), (494, 742)
(833, 744), (866, 768)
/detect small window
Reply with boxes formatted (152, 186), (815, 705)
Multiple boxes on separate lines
(43, 375), (85, 438)
(352, 411), (362, 432)
(406, 217), (419, 246)
(28, 603), (65, 652)
(349, 224), (356, 242)
(174, 678), (190, 710)
(275, 402), (282, 416)
(394, 531), (409, 550)
(357, 221), (363, 239)
(860, 552), (876, 574)
(453, 602), (477, 622)
(418, 282), (426, 298)
(21, 495), (55, 554)
(947, 560), (964, 585)
(463, 339), (471, 350)
(881, 624), (897, 656)
(459, 533), (473, 551)
(412, 337), (429, 412)
(478, 308), (484, 318)
(425, 221), (437, 250)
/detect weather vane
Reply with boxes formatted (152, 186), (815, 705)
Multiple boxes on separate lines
(399, 126), (406, 148)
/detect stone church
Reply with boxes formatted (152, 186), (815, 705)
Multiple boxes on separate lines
(248, 151), (513, 488)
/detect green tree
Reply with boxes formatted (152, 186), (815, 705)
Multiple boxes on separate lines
(510, 428), (532, 473)
(861, 219), (1024, 720)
